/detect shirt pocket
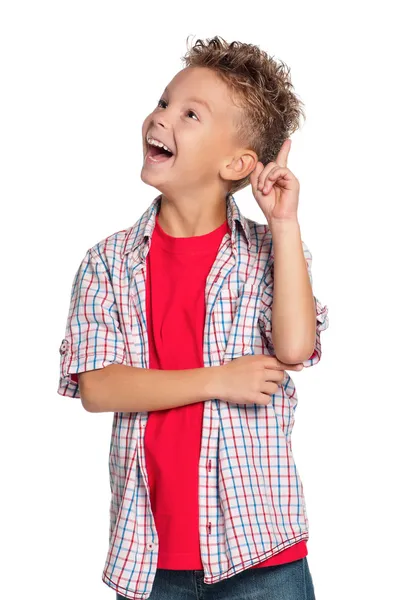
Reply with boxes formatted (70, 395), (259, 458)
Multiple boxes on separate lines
(219, 283), (266, 361)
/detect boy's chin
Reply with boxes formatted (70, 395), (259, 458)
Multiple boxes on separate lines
(141, 167), (165, 181)
(140, 169), (169, 192)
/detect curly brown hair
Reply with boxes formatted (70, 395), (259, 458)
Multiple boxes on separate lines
(181, 35), (306, 195)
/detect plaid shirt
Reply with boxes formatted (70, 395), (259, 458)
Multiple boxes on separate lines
(58, 193), (329, 600)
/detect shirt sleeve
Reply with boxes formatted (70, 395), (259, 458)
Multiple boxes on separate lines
(259, 239), (329, 367)
(57, 247), (127, 398)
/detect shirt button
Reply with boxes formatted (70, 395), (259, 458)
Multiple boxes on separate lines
(59, 339), (69, 355)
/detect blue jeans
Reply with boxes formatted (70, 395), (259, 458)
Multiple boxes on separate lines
(116, 557), (316, 599)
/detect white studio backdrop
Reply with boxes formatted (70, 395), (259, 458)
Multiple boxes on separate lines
(1, 1), (397, 598)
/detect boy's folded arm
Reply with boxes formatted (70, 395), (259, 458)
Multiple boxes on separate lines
(58, 247), (220, 411)
(79, 363), (222, 413)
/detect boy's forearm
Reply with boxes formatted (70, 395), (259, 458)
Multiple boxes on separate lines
(82, 363), (222, 413)
(270, 220), (316, 363)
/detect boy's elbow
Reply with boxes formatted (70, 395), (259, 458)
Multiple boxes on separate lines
(78, 363), (122, 412)
(80, 386), (99, 412)
(272, 330), (316, 364)
(274, 343), (315, 365)
(81, 395), (99, 412)
(77, 372), (104, 412)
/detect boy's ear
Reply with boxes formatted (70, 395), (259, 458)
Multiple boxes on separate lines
(220, 150), (258, 182)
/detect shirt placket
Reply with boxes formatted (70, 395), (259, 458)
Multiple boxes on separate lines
(199, 236), (238, 580)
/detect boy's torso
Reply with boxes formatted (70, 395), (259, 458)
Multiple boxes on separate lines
(97, 194), (308, 597)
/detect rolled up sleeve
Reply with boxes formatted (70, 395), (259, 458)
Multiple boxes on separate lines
(57, 248), (126, 398)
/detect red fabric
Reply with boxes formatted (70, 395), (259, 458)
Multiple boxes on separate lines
(143, 214), (307, 570)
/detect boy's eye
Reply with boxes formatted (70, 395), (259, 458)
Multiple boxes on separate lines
(157, 99), (199, 121)
(187, 110), (199, 121)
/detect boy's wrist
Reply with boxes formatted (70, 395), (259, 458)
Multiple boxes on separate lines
(201, 365), (226, 401)
(268, 218), (300, 237)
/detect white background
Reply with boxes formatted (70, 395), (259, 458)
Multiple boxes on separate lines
(1, 1), (397, 598)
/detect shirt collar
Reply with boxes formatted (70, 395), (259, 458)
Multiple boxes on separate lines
(121, 192), (252, 258)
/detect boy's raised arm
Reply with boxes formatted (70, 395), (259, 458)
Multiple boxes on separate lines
(270, 220), (317, 363)
(250, 139), (329, 368)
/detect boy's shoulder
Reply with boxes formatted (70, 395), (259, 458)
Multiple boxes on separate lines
(87, 197), (158, 266)
(88, 226), (134, 262)
(246, 216), (273, 250)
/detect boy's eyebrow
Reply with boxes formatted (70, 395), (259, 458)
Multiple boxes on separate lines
(164, 86), (213, 115)
(188, 97), (213, 115)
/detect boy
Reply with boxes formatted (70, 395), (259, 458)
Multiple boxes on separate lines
(58, 36), (329, 599)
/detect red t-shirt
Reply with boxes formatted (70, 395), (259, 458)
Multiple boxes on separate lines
(142, 214), (307, 569)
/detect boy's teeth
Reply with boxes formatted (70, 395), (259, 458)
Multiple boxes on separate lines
(147, 136), (172, 153)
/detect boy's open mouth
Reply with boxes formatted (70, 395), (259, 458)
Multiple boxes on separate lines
(145, 143), (174, 164)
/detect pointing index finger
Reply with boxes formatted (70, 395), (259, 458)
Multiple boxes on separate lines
(276, 138), (291, 168)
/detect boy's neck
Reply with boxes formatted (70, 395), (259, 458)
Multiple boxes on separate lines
(157, 192), (229, 238)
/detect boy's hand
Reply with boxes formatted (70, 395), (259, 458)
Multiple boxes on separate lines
(213, 354), (304, 407)
(249, 138), (300, 226)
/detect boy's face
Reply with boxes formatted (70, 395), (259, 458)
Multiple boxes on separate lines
(141, 66), (255, 197)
